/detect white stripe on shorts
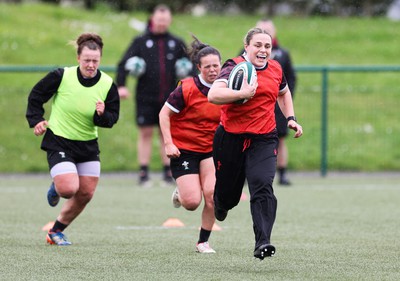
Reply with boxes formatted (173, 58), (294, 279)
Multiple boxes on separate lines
(77, 161), (101, 177)
(50, 161), (100, 178)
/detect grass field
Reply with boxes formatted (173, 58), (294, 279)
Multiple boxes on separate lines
(1, 173), (399, 280)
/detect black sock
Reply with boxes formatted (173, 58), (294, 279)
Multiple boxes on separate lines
(198, 227), (212, 244)
(50, 220), (68, 233)
(163, 165), (172, 178)
(139, 165), (148, 179)
(278, 167), (286, 179)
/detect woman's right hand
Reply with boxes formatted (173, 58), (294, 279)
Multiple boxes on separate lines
(165, 143), (181, 159)
(34, 120), (48, 136)
(239, 77), (258, 100)
(117, 86), (130, 99)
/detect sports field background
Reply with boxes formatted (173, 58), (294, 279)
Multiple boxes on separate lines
(1, 3), (400, 173)
(1, 4), (400, 279)
(1, 172), (399, 280)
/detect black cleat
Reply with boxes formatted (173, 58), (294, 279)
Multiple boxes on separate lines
(214, 206), (228, 221)
(138, 175), (151, 188)
(279, 178), (291, 186)
(163, 175), (174, 185)
(254, 244), (276, 260)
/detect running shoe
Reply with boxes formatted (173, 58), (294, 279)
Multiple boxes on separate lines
(47, 182), (60, 207)
(46, 231), (72, 246)
(196, 242), (216, 253)
(171, 187), (181, 208)
(279, 177), (291, 186)
(163, 175), (174, 185)
(254, 244), (276, 260)
(163, 169), (174, 185)
(138, 175), (152, 188)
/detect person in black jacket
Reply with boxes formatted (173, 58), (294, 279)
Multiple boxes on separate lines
(239, 19), (297, 185)
(116, 4), (192, 186)
(262, 19), (297, 185)
(26, 33), (120, 245)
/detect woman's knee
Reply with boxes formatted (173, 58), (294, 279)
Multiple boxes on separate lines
(202, 189), (214, 207)
(54, 176), (80, 198)
(77, 189), (95, 204)
(181, 196), (201, 211)
(77, 177), (98, 202)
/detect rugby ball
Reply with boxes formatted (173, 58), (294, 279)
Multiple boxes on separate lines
(175, 57), (193, 79)
(228, 61), (257, 104)
(125, 56), (146, 77)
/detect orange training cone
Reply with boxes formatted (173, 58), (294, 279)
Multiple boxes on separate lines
(42, 221), (54, 232)
(211, 223), (222, 231)
(198, 223), (222, 231)
(162, 218), (185, 228)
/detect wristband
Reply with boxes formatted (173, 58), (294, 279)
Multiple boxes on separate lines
(287, 116), (297, 122)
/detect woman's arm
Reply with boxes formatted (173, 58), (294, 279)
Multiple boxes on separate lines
(159, 104), (181, 158)
(277, 87), (303, 138)
(93, 83), (120, 128)
(208, 79), (256, 105)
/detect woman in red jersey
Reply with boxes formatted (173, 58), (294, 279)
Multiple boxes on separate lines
(159, 36), (221, 254)
(208, 27), (303, 260)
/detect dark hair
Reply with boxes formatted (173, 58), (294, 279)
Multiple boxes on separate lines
(243, 27), (271, 45)
(76, 33), (103, 55)
(187, 34), (221, 66)
(151, 4), (171, 15)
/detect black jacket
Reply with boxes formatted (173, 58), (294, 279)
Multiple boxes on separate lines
(270, 44), (296, 96)
(116, 30), (189, 104)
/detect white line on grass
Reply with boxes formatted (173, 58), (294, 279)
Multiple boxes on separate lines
(115, 226), (234, 230)
(116, 225), (199, 230)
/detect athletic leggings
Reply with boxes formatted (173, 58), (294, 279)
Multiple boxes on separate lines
(213, 125), (278, 248)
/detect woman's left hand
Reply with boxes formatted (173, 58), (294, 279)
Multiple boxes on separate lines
(96, 100), (105, 116)
(288, 120), (303, 138)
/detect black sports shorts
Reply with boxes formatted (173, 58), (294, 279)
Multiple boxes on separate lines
(136, 100), (163, 127)
(170, 149), (213, 179)
(41, 129), (100, 170)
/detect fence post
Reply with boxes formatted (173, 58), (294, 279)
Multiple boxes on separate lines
(321, 67), (328, 176)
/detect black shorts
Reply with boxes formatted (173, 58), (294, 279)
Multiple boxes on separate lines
(136, 101), (163, 127)
(170, 149), (213, 179)
(275, 103), (288, 137)
(41, 129), (100, 170)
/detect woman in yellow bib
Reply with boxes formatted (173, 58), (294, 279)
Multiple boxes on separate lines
(26, 33), (120, 246)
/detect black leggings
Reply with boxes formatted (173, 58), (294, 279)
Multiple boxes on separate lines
(213, 125), (278, 248)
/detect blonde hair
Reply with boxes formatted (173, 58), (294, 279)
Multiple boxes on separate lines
(243, 27), (271, 45)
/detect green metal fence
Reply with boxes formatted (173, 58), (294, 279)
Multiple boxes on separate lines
(296, 65), (400, 175)
(1, 65), (399, 175)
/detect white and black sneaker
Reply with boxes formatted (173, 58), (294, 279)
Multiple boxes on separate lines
(196, 242), (216, 253)
(171, 187), (181, 208)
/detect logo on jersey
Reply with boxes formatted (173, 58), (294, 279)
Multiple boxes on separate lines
(146, 39), (154, 48)
(181, 161), (189, 170)
(168, 40), (176, 49)
(59, 152), (66, 158)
